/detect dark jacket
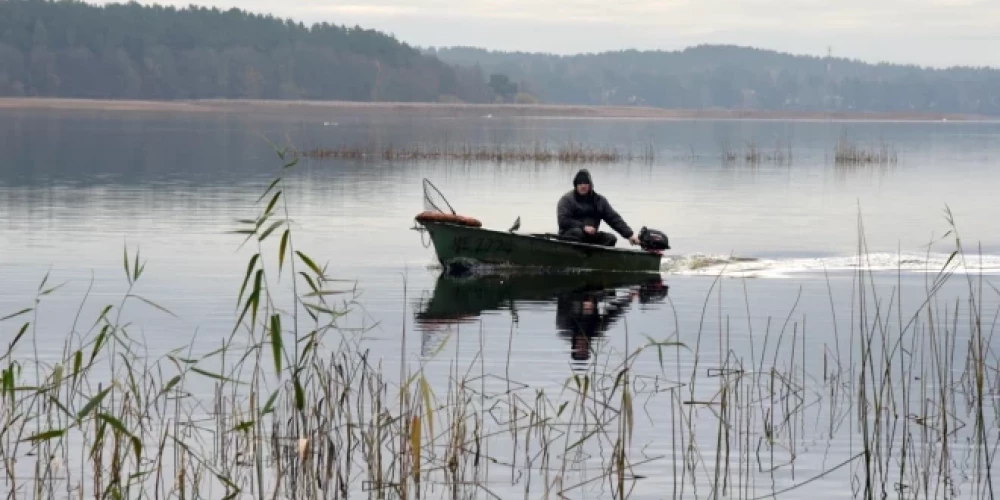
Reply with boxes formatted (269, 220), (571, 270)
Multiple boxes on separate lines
(557, 190), (634, 238)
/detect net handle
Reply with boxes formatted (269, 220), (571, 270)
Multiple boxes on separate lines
(423, 178), (457, 215)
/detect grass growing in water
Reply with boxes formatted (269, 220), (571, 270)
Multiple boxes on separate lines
(834, 136), (898, 166)
(721, 139), (793, 166)
(1, 147), (998, 499)
(295, 141), (654, 164)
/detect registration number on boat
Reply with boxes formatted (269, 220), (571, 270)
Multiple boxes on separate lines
(452, 236), (514, 254)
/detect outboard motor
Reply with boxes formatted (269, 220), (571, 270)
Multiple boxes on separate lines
(638, 226), (670, 251)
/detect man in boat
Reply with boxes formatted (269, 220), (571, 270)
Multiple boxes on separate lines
(557, 169), (640, 247)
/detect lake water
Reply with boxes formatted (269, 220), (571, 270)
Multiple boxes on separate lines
(2, 108), (1000, 499)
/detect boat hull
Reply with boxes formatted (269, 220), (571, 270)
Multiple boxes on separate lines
(420, 221), (663, 273)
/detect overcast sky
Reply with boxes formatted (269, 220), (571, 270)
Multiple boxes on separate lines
(95, 0), (1000, 68)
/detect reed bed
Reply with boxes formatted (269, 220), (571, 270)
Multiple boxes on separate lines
(834, 136), (899, 166)
(295, 141), (655, 164)
(1, 147), (998, 500)
(721, 139), (793, 166)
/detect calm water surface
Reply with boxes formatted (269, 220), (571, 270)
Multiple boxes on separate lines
(2, 109), (1000, 498)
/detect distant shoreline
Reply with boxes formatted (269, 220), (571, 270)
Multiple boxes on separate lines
(0, 97), (992, 122)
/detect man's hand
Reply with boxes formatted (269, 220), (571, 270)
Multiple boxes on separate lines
(628, 235), (640, 246)
(584, 225), (596, 235)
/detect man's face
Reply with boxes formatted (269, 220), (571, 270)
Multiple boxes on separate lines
(576, 183), (591, 195)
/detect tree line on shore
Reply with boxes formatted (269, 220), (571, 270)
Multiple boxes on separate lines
(430, 46), (1000, 116)
(0, 0), (496, 103)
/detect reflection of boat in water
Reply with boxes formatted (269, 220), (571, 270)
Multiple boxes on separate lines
(414, 271), (669, 364)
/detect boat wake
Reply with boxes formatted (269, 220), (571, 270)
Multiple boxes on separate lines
(662, 252), (1000, 279)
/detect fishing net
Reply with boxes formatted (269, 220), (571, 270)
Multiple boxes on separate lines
(414, 178), (457, 249)
(422, 178), (456, 215)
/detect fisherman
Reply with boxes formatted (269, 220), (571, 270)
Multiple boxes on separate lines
(557, 169), (639, 247)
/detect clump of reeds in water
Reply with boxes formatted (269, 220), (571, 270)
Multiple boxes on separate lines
(295, 141), (654, 164)
(721, 139), (793, 166)
(834, 136), (898, 166)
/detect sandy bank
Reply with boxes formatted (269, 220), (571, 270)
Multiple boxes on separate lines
(0, 97), (990, 122)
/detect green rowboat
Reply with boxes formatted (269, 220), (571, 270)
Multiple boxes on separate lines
(416, 220), (663, 274)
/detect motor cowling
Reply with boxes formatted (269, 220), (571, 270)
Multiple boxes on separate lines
(638, 226), (670, 251)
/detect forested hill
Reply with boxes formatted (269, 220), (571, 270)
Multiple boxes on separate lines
(0, 0), (495, 102)
(429, 45), (1000, 116)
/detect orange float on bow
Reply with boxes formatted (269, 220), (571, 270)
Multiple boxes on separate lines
(414, 211), (483, 228)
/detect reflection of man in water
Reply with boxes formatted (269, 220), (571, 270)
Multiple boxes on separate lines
(556, 281), (670, 364)
(556, 287), (635, 363)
